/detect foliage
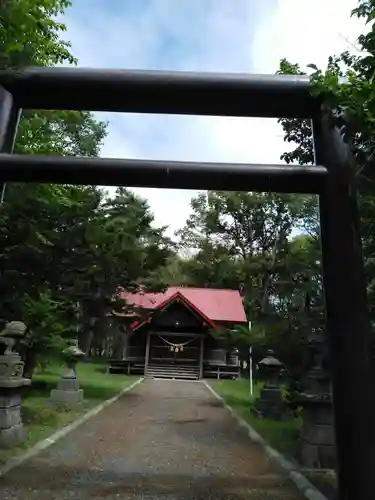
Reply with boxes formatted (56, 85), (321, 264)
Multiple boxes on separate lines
(16, 110), (108, 157)
(272, 0), (375, 411)
(156, 255), (200, 286)
(0, 0), (172, 375)
(20, 292), (68, 355)
(277, 3), (375, 170)
(209, 323), (266, 365)
(0, 0), (75, 68)
(177, 191), (322, 373)
(276, 0), (375, 323)
(178, 191), (302, 301)
(0, 182), (173, 366)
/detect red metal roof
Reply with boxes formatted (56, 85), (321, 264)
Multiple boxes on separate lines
(120, 287), (247, 323)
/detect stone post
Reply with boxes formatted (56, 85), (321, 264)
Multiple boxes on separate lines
(252, 350), (285, 420)
(50, 339), (85, 408)
(0, 321), (31, 448)
(297, 337), (336, 469)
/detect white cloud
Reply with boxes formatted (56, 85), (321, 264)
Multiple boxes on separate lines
(252, 0), (363, 74)
(62, 0), (364, 238)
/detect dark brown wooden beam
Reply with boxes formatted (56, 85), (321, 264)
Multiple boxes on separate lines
(0, 154), (327, 193)
(0, 67), (320, 118)
(0, 86), (21, 203)
(313, 116), (375, 500)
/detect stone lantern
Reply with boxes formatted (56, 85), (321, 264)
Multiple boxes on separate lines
(50, 339), (85, 408)
(260, 350), (284, 388)
(253, 350), (285, 420)
(0, 321), (31, 448)
(296, 336), (336, 469)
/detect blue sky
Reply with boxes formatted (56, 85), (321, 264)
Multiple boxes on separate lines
(61, 0), (363, 237)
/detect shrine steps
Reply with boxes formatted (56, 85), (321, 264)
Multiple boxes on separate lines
(145, 364), (200, 380)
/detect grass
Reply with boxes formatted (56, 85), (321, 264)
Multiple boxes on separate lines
(212, 378), (301, 460)
(0, 360), (138, 465)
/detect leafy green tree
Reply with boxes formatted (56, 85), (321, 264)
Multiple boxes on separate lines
(0, 183), (173, 368)
(0, 0), (75, 68)
(20, 292), (69, 377)
(176, 189), (322, 373)
(263, 0), (375, 413)
(0, 184), (103, 373)
(0, 0), (172, 375)
(73, 188), (173, 354)
(153, 255), (193, 286)
(276, 0), (375, 323)
(178, 191), (306, 314)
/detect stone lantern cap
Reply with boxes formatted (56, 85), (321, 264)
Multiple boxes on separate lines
(0, 321), (30, 387)
(2, 321), (27, 338)
(0, 321), (27, 355)
(259, 350), (283, 367)
(63, 339), (85, 361)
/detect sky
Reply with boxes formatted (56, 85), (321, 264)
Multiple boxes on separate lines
(62, 0), (364, 237)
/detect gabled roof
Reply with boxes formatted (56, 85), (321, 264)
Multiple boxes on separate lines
(120, 286), (247, 324)
(130, 291), (218, 331)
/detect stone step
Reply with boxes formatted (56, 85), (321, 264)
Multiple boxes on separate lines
(147, 368), (199, 374)
(147, 373), (199, 380)
(146, 364), (200, 380)
(147, 365), (199, 372)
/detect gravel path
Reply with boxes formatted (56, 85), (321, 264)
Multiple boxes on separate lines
(0, 379), (304, 500)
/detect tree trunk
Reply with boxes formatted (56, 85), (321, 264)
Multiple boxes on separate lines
(112, 330), (128, 359)
(79, 327), (94, 356)
(260, 228), (282, 312)
(23, 350), (38, 379)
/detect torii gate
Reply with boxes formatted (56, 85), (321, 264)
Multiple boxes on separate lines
(0, 67), (373, 500)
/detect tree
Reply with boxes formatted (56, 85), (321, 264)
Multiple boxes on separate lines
(153, 255), (193, 286)
(72, 187), (173, 354)
(177, 191), (307, 315)
(0, 0), (76, 69)
(266, 1), (375, 414)
(20, 292), (69, 378)
(175, 186), (323, 376)
(276, 0), (375, 322)
(0, 0), (172, 375)
(0, 184), (173, 371)
(0, 184), (104, 373)
(0, 1), (107, 373)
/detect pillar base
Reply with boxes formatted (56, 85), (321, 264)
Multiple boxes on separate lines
(252, 387), (285, 420)
(0, 422), (26, 448)
(0, 388), (28, 449)
(50, 388), (84, 408)
(299, 400), (336, 469)
(300, 441), (336, 469)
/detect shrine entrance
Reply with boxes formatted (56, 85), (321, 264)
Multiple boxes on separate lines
(149, 333), (200, 367)
(146, 332), (202, 379)
(0, 65), (373, 499)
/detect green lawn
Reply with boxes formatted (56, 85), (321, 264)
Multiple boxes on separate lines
(0, 361), (139, 464)
(212, 378), (301, 460)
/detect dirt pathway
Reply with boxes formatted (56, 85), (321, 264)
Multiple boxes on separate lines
(0, 379), (304, 499)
